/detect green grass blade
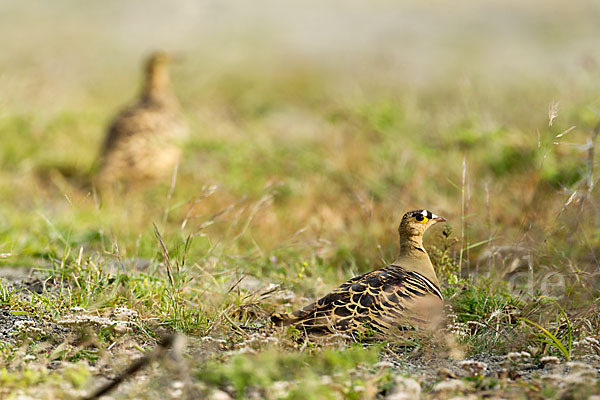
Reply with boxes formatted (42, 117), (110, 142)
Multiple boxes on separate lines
(520, 317), (570, 361)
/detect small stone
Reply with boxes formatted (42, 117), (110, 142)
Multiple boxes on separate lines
(320, 376), (333, 385)
(386, 392), (413, 400)
(540, 356), (560, 366)
(459, 360), (487, 376)
(271, 381), (290, 397)
(439, 368), (458, 379)
(387, 377), (421, 400)
(113, 307), (138, 321)
(171, 381), (184, 390)
(506, 352), (523, 360)
(584, 336), (599, 346)
(374, 361), (394, 369)
(432, 379), (467, 393)
(209, 389), (232, 400)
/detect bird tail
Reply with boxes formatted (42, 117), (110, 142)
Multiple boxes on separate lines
(270, 312), (296, 326)
(34, 162), (94, 191)
(271, 301), (318, 327)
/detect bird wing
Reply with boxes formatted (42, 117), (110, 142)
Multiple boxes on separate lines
(98, 98), (187, 181)
(102, 102), (167, 153)
(271, 265), (443, 336)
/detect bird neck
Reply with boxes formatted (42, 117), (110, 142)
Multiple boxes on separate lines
(142, 66), (174, 104)
(394, 234), (440, 288)
(399, 233), (425, 254)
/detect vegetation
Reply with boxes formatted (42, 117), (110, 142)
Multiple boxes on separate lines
(1, 1), (600, 398)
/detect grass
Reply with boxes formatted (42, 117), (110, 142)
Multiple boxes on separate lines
(1, 2), (600, 398)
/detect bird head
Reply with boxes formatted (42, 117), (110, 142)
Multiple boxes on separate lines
(398, 209), (446, 238)
(145, 51), (173, 75)
(142, 51), (180, 99)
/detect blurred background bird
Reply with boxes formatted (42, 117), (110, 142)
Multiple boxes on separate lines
(96, 51), (188, 191)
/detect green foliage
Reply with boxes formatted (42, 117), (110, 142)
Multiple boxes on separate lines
(540, 156), (584, 189)
(448, 279), (522, 322)
(520, 297), (572, 360)
(0, 115), (37, 168)
(429, 224), (461, 285)
(0, 280), (16, 304)
(198, 346), (379, 399)
(487, 145), (538, 176)
(360, 100), (404, 135)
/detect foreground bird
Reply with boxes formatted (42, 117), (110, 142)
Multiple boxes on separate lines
(96, 51), (188, 188)
(272, 210), (446, 338)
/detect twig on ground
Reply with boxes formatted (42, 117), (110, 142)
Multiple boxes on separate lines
(83, 334), (177, 400)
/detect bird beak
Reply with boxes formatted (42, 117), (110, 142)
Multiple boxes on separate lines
(432, 214), (447, 223)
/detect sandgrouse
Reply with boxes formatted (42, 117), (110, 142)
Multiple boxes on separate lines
(97, 51), (188, 188)
(272, 210), (446, 338)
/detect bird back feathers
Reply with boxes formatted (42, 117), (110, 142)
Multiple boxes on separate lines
(271, 264), (443, 337)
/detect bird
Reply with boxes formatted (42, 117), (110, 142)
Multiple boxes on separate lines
(271, 209), (446, 339)
(96, 51), (188, 189)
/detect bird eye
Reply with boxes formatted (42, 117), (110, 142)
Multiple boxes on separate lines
(415, 214), (424, 222)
